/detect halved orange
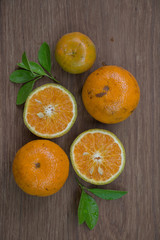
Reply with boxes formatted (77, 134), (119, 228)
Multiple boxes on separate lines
(23, 84), (77, 138)
(70, 129), (125, 185)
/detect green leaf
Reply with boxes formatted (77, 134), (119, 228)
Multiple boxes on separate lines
(88, 188), (127, 200)
(78, 190), (99, 230)
(16, 80), (35, 105)
(22, 52), (33, 74)
(10, 70), (36, 83)
(18, 61), (47, 76)
(38, 42), (51, 73)
(17, 62), (27, 69)
(78, 190), (87, 225)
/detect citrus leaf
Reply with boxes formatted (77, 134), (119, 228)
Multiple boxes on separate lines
(10, 70), (36, 83)
(18, 61), (47, 76)
(16, 80), (35, 105)
(38, 42), (51, 73)
(17, 62), (27, 69)
(78, 190), (87, 225)
(88, 188), (127, 200)
(22, 52), (33, 74)
(78, 190), (99, 230)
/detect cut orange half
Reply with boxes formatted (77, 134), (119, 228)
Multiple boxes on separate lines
(70, 129), (125, 185)
(23, 84), (77, 138)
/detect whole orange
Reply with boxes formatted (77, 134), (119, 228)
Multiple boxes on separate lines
(82, 66), (140, 124)
(55, 32), (96, 74)
(12, 140), (69, 196)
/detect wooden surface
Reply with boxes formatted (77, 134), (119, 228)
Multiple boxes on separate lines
(0, 0), (159, 239)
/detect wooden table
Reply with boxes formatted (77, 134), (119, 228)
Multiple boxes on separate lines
(0, 0), (159, 239)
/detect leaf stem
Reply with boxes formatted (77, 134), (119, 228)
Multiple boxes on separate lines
(29, 72), (59, 83)
(76, 178), (84, 189)
(48, 74), (59, 83)
(76, 178), (88, 191)
(34, 76), (42, 82)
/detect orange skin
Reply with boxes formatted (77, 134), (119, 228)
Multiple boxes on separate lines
(55, 32), (96, 74)
(82, 66), (140, 124)
(12, 140), (69, 197)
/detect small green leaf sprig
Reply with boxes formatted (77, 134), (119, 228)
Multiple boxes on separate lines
(10, 42), (59, 105)
(77, 179), (127, 230)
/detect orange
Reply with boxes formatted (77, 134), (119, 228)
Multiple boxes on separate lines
(12, 140), (69, 196)
(55, 32), (96, 74)
(23, 83), (77, 138)
(82, 66), (140, 123)
(70, 129), (125, 185)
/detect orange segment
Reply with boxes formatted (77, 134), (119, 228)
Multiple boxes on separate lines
(70, 129), (125, 185)
(23, 84), (77, 138)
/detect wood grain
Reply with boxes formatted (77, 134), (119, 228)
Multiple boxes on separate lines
(0, 0), (159, 239)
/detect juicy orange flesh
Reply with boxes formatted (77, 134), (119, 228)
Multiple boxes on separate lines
(73, 133), (122, 181)
(26, 87), (74, 134)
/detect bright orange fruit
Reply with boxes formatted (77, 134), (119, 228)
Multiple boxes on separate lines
(23, 83), (77, 138)
(55, 32), (96, 74)
(82, 66), (140, 123)
(70, 129), (125, 185)
(12, 140), (69, 196)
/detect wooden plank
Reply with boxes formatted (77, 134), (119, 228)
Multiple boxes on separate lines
(0, 0), (159, 239)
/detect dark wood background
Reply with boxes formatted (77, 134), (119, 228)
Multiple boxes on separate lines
(0, 0), (159, 239)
